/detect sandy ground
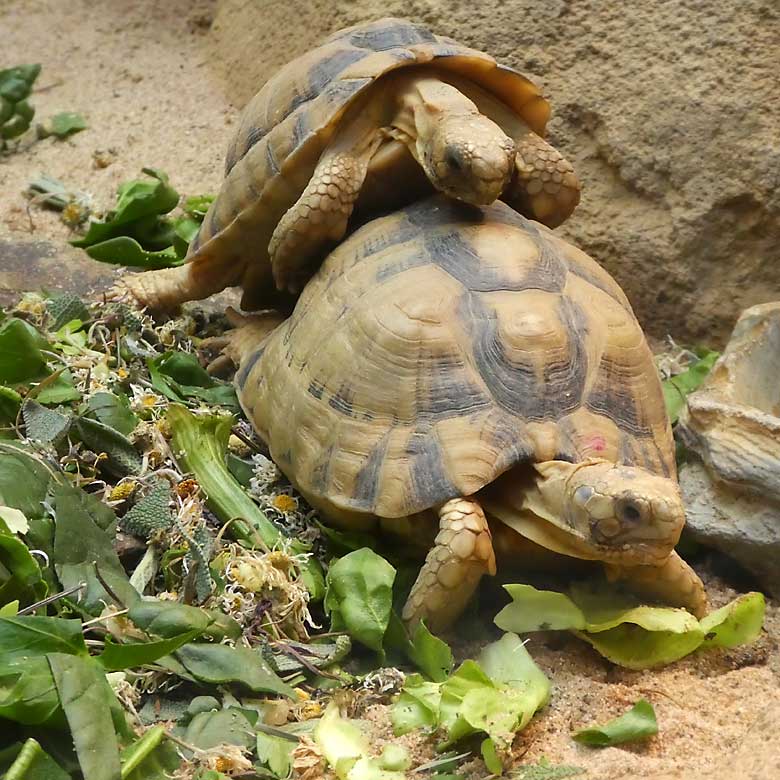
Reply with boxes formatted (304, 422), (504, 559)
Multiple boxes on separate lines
(1, 2), (779, 779)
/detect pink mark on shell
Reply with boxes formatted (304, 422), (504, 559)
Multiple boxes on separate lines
(585, 434), (607, 452)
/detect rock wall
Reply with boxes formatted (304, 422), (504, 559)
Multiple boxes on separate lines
(208, 0), (779, 345)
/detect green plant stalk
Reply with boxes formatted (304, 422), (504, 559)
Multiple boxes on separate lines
(120, 725), (166, 778)
(167, 405), (324, 599)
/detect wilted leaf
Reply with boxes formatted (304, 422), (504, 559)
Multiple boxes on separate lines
(0, 441), (55, 517)
(127, 599), (239, 642)
(391, 674), (442, 735)
(572, 699), (658, 747)
(324, 548), (395, 653)
(34, 369), (81, 404)
(166, 404), (324, 598)
(119, 478), (173, 538)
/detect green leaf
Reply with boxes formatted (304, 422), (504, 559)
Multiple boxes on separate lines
(184, 708), (256, 750)
(119, 478), (173, 538)
(119, 725), (167, 779)
(127, 599), (239, 641)
(84, 392), (138, 437)
(481, 737), (502, 775)
(391, 673), (441, 736)
(384, 611), (453, 681)
(98, 629), (203, 671)
(47, 292), (90, 332)
(572, 699), (658, 747)
(0, 520), (47, 607)
(392, 634), (549, 751)
(182, 194), (215, 220)
(0, 616), (87, 659)
(324, 548), (395, 652)
(48, 652), (123, 780)
(174, 643), (295, 697)
(0, 656), (63, 726)
(149, 352), (238, 409)
(74, 416), (142, 476)
(0, 64), (40, 102)
(34, 369), (81, 404)
(315, 702), (405, 780)
(0, 318), (49, 384)
(0, 386), (22, 424)
(494, 583), (766, 669)
(699, 591), (765, 648)
(71, 169), (179, 249)
(172, 215), (201, 258)
(256, 730), (295, 778)
(48, 111), (87, 138)
(52, 482), (138, 613)
(0, 738), (70, 780)
(0, 441), (55, 517)
(22, 399), (71, 444)
(662, 350), (719, 423)
(495, 585), (587, 633)
(85, 236), (182, 270)
(167, 404), (324, 598)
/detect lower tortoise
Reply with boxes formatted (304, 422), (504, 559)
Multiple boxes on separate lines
(220, 196), (706, 631)
(123, 17), (580, 312)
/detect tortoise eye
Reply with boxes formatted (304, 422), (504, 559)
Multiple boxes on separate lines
(617, 498), (643, 524)
(444, 147), (464, 172)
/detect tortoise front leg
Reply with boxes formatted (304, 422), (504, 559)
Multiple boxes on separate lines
(503, 130), (581, 229)
(604, 551), (708, 618)
(402, 497), (497, 633)
(268, 117), (385, 294)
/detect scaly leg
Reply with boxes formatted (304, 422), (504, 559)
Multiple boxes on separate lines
(605, 551), (708, 618)
(402, 497), (497, 633)
(503, 130), (581, 229)
(268, 118), (385, 294)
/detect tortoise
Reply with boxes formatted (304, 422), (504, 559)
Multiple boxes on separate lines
(218, 195), (706, 631)
(123, 17), (581, 312)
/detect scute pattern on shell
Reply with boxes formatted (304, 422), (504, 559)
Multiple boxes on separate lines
(186, 17), (548, 311)
(236, 197), (675, 520)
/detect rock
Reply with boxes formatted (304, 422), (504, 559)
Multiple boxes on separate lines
(679, 460), (780, 596)
(678, 302), (780, 596)
(207, 0), (779, 346)
(0, 237), (120, 306)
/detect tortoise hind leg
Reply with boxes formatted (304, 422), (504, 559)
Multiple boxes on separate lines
(402, 497), (497, 633)
(604, 552), (708, 618)
(117, 250), (244, 311)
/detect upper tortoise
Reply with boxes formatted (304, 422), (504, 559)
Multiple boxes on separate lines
(124, 17), (581, 311)
(221, 196), (706, 632)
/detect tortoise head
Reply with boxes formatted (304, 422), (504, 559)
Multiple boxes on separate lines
(519, 460), (685, 566)
(421, 113), (516, 206)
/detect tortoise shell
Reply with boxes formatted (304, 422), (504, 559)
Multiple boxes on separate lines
(236, 196), (675, 520)
(189, 17), (550, 311)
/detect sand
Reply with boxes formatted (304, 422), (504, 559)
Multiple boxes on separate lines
(1, 2), (778, 778)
